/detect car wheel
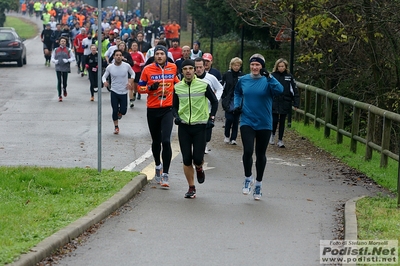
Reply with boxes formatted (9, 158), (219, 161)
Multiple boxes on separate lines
(17, 56), (23, 67)
(23, 56), (27, 65)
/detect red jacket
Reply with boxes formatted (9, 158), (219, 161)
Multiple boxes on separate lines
(73, 33), (86, 53)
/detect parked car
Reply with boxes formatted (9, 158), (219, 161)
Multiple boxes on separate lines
(0, 29), (27, 67)
(0, 27), (16, 32)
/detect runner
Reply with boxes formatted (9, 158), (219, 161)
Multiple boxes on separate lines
(51, 37), (75, 102)
(138, 45), (180, 187)
(41, 23), (53, 67)
(102, 49), (135, 134)
(173, 59), (218, 198)
(85, 44), (99, 101)
(234, 54), (283, 200)
(129, 41), (145, 107)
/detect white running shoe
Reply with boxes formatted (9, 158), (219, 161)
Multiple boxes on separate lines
(269, 134), (275, 145)
(224, 137), (230, 143)
(204, 146), (209, 154)
(242, 176), (254, 195)
(253, 185), (262, 200)
(277, 140), (285, 148)
(160, 173), (169, 187)
(154, 164), (163, 184)
(230, 140), (237, 145)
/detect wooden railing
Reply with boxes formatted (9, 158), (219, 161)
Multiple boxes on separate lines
(295, 82), (400, 205)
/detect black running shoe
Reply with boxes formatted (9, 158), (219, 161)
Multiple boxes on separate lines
(196, 167), (205, 184)
(184, 186), (196, 199)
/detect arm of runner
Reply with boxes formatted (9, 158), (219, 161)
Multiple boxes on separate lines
(68, 49), (75, 62)
(102, 66), (110, 87)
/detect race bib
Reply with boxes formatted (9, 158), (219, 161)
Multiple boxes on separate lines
(92, 67), (97, 72)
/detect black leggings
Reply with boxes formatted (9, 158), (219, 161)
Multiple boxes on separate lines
(110, 91), (128, 121)
(224, 111), (240, 141)
(178, 124), (207, 166)
(88, 69), (98, 97)
(56, 71), (68, 96)
(147, 108), (174, 174)
(75, 52), (83, 72)
(240, 125), (271, 182)
(272, 113), (287, 140)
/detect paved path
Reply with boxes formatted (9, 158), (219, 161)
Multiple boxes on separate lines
(3, 14), (384, 266)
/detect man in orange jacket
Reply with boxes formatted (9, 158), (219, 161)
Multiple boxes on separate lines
(138, 45), (180, 187)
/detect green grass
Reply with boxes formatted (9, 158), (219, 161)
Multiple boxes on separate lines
(4, 16), (38, 39)
(290, 120), (400, 255)
(0, 166), (138, 265)
(290, 121), (398, 192)
(357, 196), (400, 241)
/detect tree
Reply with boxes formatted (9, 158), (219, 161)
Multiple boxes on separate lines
(187, 0), (272, 45)
(0, 0), (19, 27)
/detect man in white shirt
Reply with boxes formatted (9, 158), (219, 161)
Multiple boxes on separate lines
(194, 57), (223, 154)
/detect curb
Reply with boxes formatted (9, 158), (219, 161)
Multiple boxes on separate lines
(344, 195), (365, 266)
(10, 174), (148, 266)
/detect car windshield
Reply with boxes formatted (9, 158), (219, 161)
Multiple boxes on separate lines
(0, 32), (14, 41)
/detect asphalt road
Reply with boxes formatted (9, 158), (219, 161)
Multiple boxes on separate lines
(1, 15), (384, 266)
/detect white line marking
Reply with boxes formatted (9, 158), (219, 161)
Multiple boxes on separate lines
(121, 149), (153, 172)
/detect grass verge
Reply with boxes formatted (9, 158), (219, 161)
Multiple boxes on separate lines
(0, 166), (137, 265)
(290, 121), (400, 252)
(4, 16), (38, 39)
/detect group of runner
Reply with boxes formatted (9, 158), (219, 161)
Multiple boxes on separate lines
(36, 2), (300, 201)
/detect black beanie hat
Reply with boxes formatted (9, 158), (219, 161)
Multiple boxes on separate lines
(154, 45), (168, 55)
(181, 59), (195, 69)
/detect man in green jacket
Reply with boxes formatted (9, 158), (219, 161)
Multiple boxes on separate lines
(173, 59), (218, 199)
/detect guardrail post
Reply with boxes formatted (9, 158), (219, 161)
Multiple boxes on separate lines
(380, 115), (391, 167)
(315, 93), (322, 129)
(324, 97), (332, 138)
(351, 106), (361, 153)
(337, 99), (344, 144)
(365, 109), (375, 161)
(398, 139), (400, 208)
(304, 88), (311, 125)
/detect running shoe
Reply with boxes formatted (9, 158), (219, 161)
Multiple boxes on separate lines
(160, 173), (169, 187)
(230, 140), (237, 145)
(224, 137), (230, 143)
(277, 140), (285, 148)
(63, 90), (67, 97)
(58, 96), (62, 102)
(81, 72), (84, 77)
(184, 186), (196, 199)
(90, 97), (94, 101)
(269, 135), (275, 145)
(117, 112), (122, 120)
(242, 176), (254, 195)
(253, 185), (262, 200)
(196, 166), (205, 184)
(154, 163), (163, 184)
(204, 146), (209, 154)
(129, 100), (134, 108)
(114, 127), (119, 134)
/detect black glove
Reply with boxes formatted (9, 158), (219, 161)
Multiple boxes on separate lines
(206, 117), (215, 129)
(260, 68), (269, 77)
(148, 82), (160, 91)
(174, 116), (183, 125)
(233, 107), (242, 115)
